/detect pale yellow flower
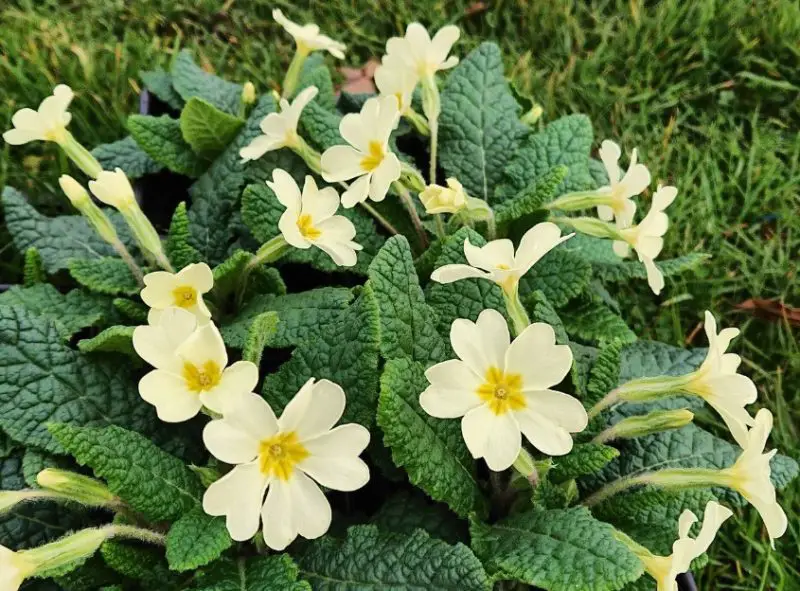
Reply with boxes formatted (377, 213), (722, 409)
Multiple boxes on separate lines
(273, 9), (346, 58)
(419, 178), (467, 214)
(3, 85), (73, 145)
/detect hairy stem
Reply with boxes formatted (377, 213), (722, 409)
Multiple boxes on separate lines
(393, 181), (429, 248)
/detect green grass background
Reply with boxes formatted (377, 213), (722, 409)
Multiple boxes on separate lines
(1, 1), (798, 588)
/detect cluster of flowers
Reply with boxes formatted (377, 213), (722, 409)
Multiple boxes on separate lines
(0, 10), (789, 591)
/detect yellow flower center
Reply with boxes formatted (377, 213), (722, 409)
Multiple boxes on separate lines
(477, 366), (526, 415)
(360, 141), (385, 172)
(639, 554), (674, 589)
(172, 285), (198, 308)
(258, 431), (309, 480)
(44, 126), (67, 143)
(182, 360), (222, 393)
(297, 213), (322, 240)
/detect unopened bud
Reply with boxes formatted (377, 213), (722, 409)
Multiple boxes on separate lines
(88, 168), (137, 210)
(58, 175), (90, 207)
(25, 528), (112, 579)
(420, 178), (466, 214)
(242, 81), (256, 105)
(594, 409), (694, 444)
(521, 103), (544, 126)
(37, 469), (116, 508)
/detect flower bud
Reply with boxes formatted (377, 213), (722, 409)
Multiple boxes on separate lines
(58, 175), (90, 207)
(24, 528), (112, 579)
(420, 178), (466, 214)
(595, 409), (694, 443)
(37, 469), (116, 508)
(521, 103), (544, 126)
(242, 81), (256, 105)
(88, 168), (137, 210)
(0, 545), (36, 591)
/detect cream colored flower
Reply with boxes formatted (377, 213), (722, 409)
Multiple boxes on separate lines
(273, 9), (346, 58)
(3, 85), (73, 145)
(430, 222), (573, 295)
(88, 168), (137, 210)
(639, 501), (733, 591)
(0, 545), (35, 591)
(141, 263), (213, 325)
(596, 139), (651, 227)
(374, 62), (418, 115)
(718, 408), (787, 546)
(681, 311), (756, 446)
(240, 86), (318, 162)
(613, 184), (677, 295)
(133, 308), (258, 422)
(419, 178), (467, 214)
(320, 95), (401, 207)
(202, 380), (370, 549)
(420, 309), (586, 470)
(268, 170), (362, 267)
(384, 23), (460, 80)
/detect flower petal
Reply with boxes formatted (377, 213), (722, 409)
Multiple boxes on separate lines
(176, 322), (228, 369)
(461, 405), (521, 471)
(599, 140), (622, 184)
(339, 111), (371, 152)
(203, 418), (261, 464)
(301, 424), (371, 491)
(140, 272), (178, 308)
(641, 255), (665, 295)
(279, 209), (311, 249)
(138, 370), (203, 423)
(301, 181), (340, 222)
(132, 307), (197, 370)
(420, 359), (483, 418)
(240, 134), (282, 161)
(267, 169), (302, 210)
(321, 145), (365, 183)
(515, 407), (575, 456)
(340, 173), (371, 208)
(368, 152), (400, 202)
(464, 238), (515, 271)
(176, 263), (213, 293)
(430, 264), (490, 284)
(521, 389), (588, 432)
(514, 222), (572, 277)
(203, 462), (269, 542)
(261, 478), (297, 550)
(286, 471), (332, 540)
(505, 322), (573, 390)
(278, 379), (345, 439)
(219, 392), (280, 441)
(450, 309), (510, 376)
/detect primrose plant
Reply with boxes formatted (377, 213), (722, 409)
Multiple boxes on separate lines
(1, 9), (796, 591)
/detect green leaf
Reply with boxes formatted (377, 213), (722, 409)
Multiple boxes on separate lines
(550, 443), (620, 483)
(370, 491), (468, 544)
(241, 182), (384, 275)
(128, 114), (207, 177)
(298, 525), (491, 590)
(439, 42), (527, 203)
(261, 285), (380, 427)
(495, 165), (568, 225)
(570, 342), (599, 397)
(593, 487), (717, 555)
(242, 312), (279, 367)
(78, 326), (137, 357)
(586, 342), (623, 407)
(187, 95), (278, 264)
(91, 135), (164, 179)
(561, 297), (637, 345)
(221, 288), (353, 349)
(171, 50), (242, 115)
(140, 67), (184, 111)
(296, 53), (336, 111)
(368, 236), (448, 365)
(166, 506), (232, 572)
(23, 247), (46, 286)
(298, 100), (342, 152)
(519, 247), (592, 308)
(0, 452), (89, 550)
(499, 114), (595, 200)
(567, 235), (709, 283)
(50, 423), (203, 521)
(194, 555), (310, 591)
(112, 298), (148, 324)
(54, 555), (121, 591)
(101, 538), (180, 586)
(0, 284), (105, 338)
(377, 359), (486, 518)
(526, 290), (568, 345)
(0, 306), (158, 453)
(471, 506), (643, 591)
(180, 97), (245, 157)
(69, 257), (141, 296)
(425, 227), (507, 340)
(2, 187), (135, 273)
(166, 202), (204, 270)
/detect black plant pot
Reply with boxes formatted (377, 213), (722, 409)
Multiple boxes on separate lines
(678, 572), (699, 590)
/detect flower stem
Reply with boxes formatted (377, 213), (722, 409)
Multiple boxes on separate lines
(393, 181), (429, 248)
(58, 132), (103, 179)
(404, 108), (430, 136)
(582, 467), (722, 507)
(237, 236), (290, 306)
(111, 239), (144, 286)
(428, 116), (439, 183)
(434, 214), (446, 238)
(544, 190), (609, 212)
(281, 46), (309, 99)
(359, 201), (399, 235)
(503, 288), (530, 336)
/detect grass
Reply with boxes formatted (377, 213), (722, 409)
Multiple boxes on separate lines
(1, 0), (799, 587)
